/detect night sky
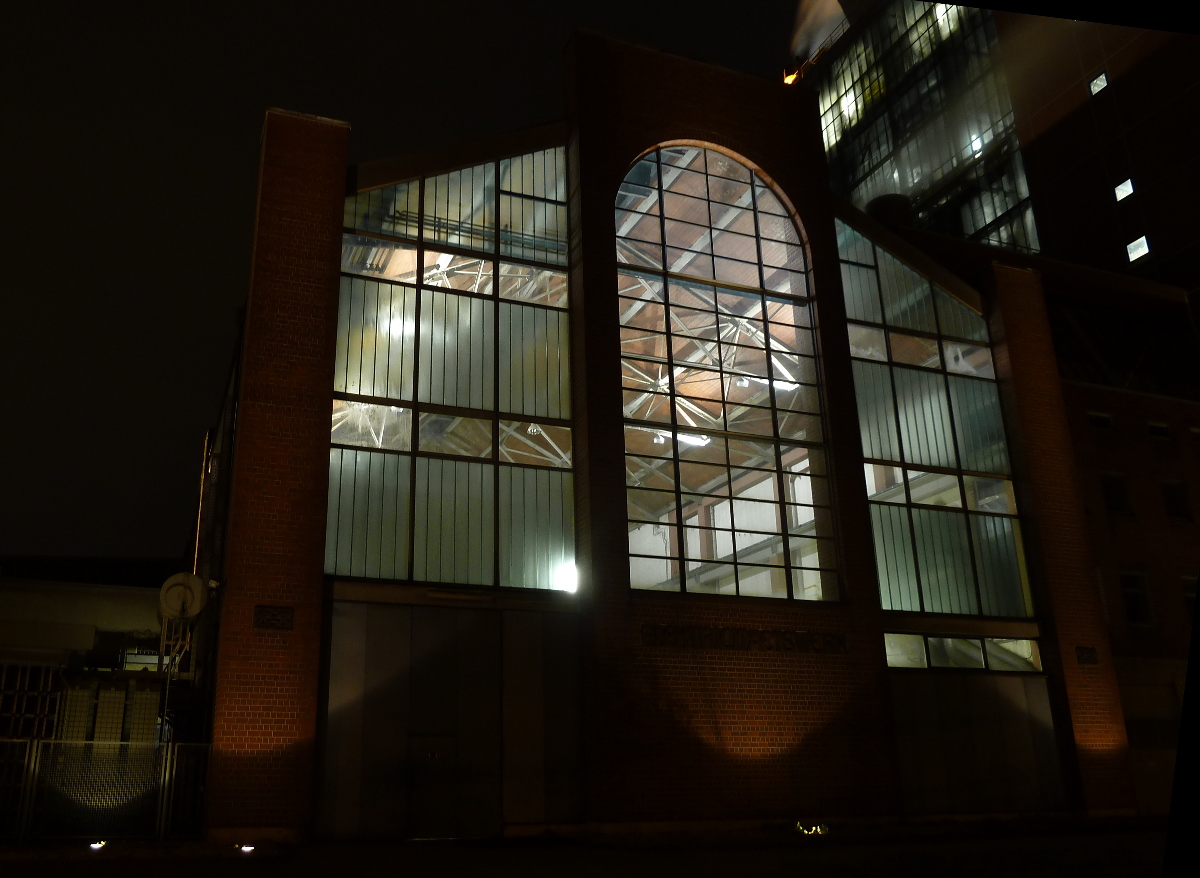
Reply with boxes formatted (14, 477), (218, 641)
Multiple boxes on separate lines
(0, 2), (1186, 561)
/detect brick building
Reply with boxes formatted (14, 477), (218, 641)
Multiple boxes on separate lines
(198, 29), (1195, 842)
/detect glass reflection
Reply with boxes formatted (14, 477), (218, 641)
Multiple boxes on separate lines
(417, 412), (493, 458)
(331, 400), (412, 451)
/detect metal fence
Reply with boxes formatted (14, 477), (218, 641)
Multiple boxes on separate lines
(0, 739), (208, 840)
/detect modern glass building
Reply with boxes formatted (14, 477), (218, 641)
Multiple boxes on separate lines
(808, 1), (1040, 251)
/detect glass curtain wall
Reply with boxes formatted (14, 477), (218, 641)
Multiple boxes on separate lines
(328, 148), (576, 591)
(814, 2), (1039, 252)
(616, 145), (838, 600)
(838, 217), (1032, 617)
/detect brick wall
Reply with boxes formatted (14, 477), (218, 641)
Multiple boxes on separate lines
(206, 109), (348, 838)
(989, 263), (1136, 814)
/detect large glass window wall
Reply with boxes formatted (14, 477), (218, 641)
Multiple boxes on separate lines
(328, 148), (575, 591)
(616, 145), (838, 600)
(838, 218), (1032, 618)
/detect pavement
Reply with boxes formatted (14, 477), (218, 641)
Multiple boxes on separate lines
(0, 816), (1170, 877)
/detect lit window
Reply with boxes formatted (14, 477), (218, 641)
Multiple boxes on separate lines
(1114, 179), (1134, 201)
(616, 145), (837, 601)
(1127, 236), (1150, 261)
(1089, 73), (1108, 95)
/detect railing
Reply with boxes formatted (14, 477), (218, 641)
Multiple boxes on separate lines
(0, 739), (208, 840)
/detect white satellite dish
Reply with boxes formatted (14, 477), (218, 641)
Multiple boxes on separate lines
(159, 573), (207, 620)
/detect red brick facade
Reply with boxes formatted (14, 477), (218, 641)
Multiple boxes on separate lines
(566, 34), (898, 821)
(206, 109), (349, 839)
(988, 264), (1135, 814)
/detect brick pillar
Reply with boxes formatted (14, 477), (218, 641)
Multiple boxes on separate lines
(989, 263), (1136, 815)
(206, 109), (349, 841)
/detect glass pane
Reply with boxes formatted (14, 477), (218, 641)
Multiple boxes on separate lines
(628, 453), (676, 494)
(341, 234), (420, 283)
(848, 324), (887, 360)
(877, 249), (936, 333)
(762, 267), (807, 297)
(727, 437), (776, 470)
(625, 424), (673, 457)
(788, 535), (836, 569)
(971, 514), (1032, 617)
(964, 476), (1016, 514)
(335, 277), (417, 402)
(678, 461), (730, 496)
(630, 555), (679, 591)
(889, 332), (942, 369)
(623, 389), (672, 423)
(943, 341), (995, 379)
(734, 530), (786, 566)
(498, 421), (572, 468)
(422, 249), (493, 293)
(417, 413), (493, 458)
(325, 448), (411, 580)
(732, 468), (778, 502)
(497, 262), (568, 309)
(418, 290), (494, 410)
(870, 504), (919, 611)
(617, 269), (665, 301)
(619, 298), (666, 332)
(781, 443), (825, 475)
(948, 375), (1011, 475)
(906, 469), (962, 507)
(793, 567), (838, 601)
(841, 263), (882, 323)
(683, 526), (731, 562)
(616, 237), (663, 269)
(935, 287), (989, 342)
(705, 149), (752, 182)
(738, 565), (787, 598)
(865, 463), (905, 503)
(686, 563), (737, 595)
(852, 360), (900, 463)
(777, 412), (823, 442)
(676, 395), (725, 431)
(911, 508), (977, 615)
(893, 367), (957, 469)
(984, 639), (1042, 672)
(500, 147), (566, 201)
(627, 488), (677, 523)
(675, 430), (725, 463)
(622, 357), (671, 393)
(732, 498), (781, 533)
(499, 467), (575, 590)
(620, 327), (668, 361)
(835, 218), (875, 265)
(499, 196), (567, 265)
(615, 209), (661, 244)
(670, 305), (720, 339)
(331, 400), (411, 451)
(345, 181), (419, 239)
(927, 638), (985, 669)
(673, 365), (723, 401)
(413, 457), (494, 586)
(724, 404), (773, 436)
(423, 162), (495, 254)
(499, 303), (570, 419)
(885, 633), (927, 668)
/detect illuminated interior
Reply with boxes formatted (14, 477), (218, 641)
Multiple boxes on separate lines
(615, 145), (838, 600)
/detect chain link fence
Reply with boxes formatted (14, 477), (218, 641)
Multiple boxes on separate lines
(0, 739), (208, 840)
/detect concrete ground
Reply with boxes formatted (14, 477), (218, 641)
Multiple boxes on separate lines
(0, 817), (1170, 877)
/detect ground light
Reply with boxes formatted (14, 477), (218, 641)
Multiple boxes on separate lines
(89, 841), (106, 850)
(238, 845), (255, 853)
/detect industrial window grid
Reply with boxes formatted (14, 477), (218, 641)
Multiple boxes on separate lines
(329, 148), (577, 591)
(884, 631), (1043, 671)
(615, 145), (838, 601)
(838, 218), (1033, 618)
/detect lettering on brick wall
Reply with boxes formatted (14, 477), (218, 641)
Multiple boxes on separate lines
(640, 624), (846, 654)
(253, 605), (295, 631)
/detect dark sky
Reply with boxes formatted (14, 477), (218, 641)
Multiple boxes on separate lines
(0, 2), (1187, 560)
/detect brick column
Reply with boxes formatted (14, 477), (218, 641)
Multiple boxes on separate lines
(989, 263), (1135, 815)
(206, 109), (349, 841)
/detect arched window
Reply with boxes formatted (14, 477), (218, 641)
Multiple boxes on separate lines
(615, 145), (838, 600)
